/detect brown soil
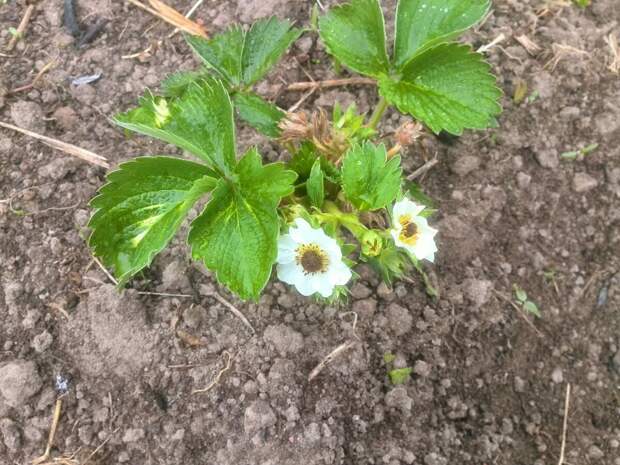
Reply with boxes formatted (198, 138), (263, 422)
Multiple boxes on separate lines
(1, 0), (619, 464)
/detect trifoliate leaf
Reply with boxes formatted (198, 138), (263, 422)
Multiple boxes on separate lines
(161, 67), (211, 98)
(185, 26), (245, 86)
(115, 79), (237, 177)
(185, 17), (300, 88)
(319, 0), (390, 78)
(188, 149), (297, 300)
(233, 92), (284, 137)
(394, 0), (490, 68)
(341, 142), (402, 211)
(378, 43), (501, 135)
(388, 367), (412, 385)
(306, 159), (325, 208)
(89, 157), (216, 285)
(242, 16), (301, 85)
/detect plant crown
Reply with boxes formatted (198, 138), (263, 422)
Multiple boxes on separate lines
(88, 0), (501, 301)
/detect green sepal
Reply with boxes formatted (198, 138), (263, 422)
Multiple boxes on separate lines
(306, 159), (325, 208)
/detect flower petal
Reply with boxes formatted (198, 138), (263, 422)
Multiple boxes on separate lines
(295, 276), (319, 296)
(276, 261), (304, 285)
(314, 278), (335, 298)
(328, 261), (352, 286)
(393, 198), (424, 221)
(277, 234), (298, 264)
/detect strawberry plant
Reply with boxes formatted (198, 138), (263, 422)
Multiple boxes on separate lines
(89, 1), (501, 301)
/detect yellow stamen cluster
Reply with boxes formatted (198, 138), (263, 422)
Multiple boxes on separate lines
(398, 214), (419, 246)
(295, 244), (329, 274)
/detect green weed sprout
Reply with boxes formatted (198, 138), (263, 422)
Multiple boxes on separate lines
(88, 1), (501, 301)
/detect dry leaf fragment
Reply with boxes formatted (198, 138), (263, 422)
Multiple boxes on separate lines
(176, 329), (206, 347)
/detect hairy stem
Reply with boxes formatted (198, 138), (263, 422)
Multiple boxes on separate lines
(367, 96), (389, 130)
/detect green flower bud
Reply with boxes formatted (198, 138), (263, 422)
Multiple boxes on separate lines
(361, 230), (383, 257)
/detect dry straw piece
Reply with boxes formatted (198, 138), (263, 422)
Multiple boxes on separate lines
(125, 0), (207, 37)
(605, 33), (619, 74)
(0, 121), (110, 169)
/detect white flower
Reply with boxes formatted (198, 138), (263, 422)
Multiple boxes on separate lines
(276, 218), (352, 297)
(390, 198), (438, 262)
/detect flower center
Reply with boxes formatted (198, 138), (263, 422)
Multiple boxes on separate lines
(296, 244), (329, 274)
(398, 215), (419, 245)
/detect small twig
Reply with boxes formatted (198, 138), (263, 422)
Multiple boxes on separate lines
(209, 291), (255, 334)
(308, 340), (356, 382)
(9, 194), (80, 217)
(406, 155), (439, 181)
(137, 291), (193, 298)
(79, 427), (119, 465)
(9, 61), (56, 94)
(92, 257), (118, 286)
(6, 4), (35, 51)
(288, 87), (317, 112)
(545, 43), (588, 72)
(47, 303), (71, 320)
(515, 34), (542, 56)
(0, 121), (110, 169)
(121, 45), (153, 60)
(477, 33), (506, 54)
(557, 383), (571, 465)
(192, 351), (233, 394)
(32, 398), (63, 465)
(286, 77), (376, 92)
(339, 311), (360, 341)
(493, 290), (544, 338)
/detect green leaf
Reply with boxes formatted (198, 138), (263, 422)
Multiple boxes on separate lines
(89, 157), (216, 285)
(161, 68), (210, 98)
(185, 17), (300, 88)
(319, 0), (390, 78)
(242, 16), (301, 85)
(307, 159), (325, 208)
(388, 367), (412, 385)
(383, 353), (396, 364)
(115, 79), (237, 177)
(233, 92), (284, 137)
(394, 0), (490, 68)
(341, 142), (402, 211)
(379, 43), (501, 135)
(185, 26), (245, 86)
(287, 142), (318, 181)
(405, 181), (435, 209)
(188, 149), (297, 300)
(523, 300), (541, 318)
(513, 285), (527, 303)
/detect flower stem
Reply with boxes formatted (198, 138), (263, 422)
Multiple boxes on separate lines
(367, 96), (389, 130)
